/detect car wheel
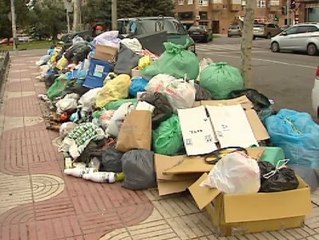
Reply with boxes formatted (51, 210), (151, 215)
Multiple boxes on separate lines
(228, 34), (231, 37)
(253, 36), (256, 40)
(267, 33), (271, 39)
(271, 42), (280, 52)
(307, 43), (318, 56)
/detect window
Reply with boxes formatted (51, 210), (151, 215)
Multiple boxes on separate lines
(306, 26), (319, 32)
(178, 0), (184, 5)
(188, 0), (193, 4)
(286, 26), (298, 35)
(199, 0), (209, 6)
(257, 0), (266, 8)
(270, 0), (279, 6)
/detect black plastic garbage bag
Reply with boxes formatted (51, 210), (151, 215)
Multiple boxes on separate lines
(228, 88), (271, 112)
(100, 147), (123, 173)
(64, 42), (92, 63)
(121, 149), (156, 190)
(258, 161), (299, 192)
(194, 82), (213, 101)
(140, 92), (173, 129)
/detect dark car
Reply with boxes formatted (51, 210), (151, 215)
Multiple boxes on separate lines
(117, 16), (196, 53)
(188, 25), (213, 43)
(227, 24), (242, 37)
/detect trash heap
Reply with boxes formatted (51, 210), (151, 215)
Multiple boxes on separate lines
(36, 30), (319, 236)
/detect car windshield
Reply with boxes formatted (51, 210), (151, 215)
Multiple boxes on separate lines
(229, 25), (239, 29)
(139, 19), (187, 35)
(118, 18), (187, 35)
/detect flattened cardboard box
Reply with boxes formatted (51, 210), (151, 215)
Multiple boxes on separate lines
(189, 173), (312, 236)
(154, 154), (202, 196)
(201, 96), (269, 141)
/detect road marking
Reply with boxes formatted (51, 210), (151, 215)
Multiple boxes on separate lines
(199, 52), (317, 69)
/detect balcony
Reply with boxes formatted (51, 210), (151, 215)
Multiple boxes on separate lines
(268, 5), (280, 12)
(210, 0), (223, 10)
(229, 0), (242, 11)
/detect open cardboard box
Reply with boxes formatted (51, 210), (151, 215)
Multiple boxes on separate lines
(155, 148), (264, 196)
(94, 44), (118, 62)
(189, 173), (312, 236)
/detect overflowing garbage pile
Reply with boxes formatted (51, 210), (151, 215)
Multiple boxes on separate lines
(36, 30), (319, 236)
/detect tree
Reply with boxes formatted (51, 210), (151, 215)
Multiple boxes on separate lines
(82, 0), (175, 29)
(29, 0), (66, 40)
(240, 0), (256, 88)
(0, 0), (30, 38)
(0, 0), (11, 38)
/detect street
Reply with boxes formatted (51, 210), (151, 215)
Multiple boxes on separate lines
(196, 36), (318, 117)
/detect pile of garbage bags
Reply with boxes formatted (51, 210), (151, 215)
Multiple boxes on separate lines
(35, 29), (319, 193)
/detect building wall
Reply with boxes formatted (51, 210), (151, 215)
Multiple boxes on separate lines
(174, 0), (306, 34)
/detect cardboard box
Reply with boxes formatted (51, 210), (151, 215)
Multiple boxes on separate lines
(155, 148), (264, 196)
(189, 173), (312, 236)
(154, 154), (202, 196)
(201, 96), (269, 141)
(131, 67), (142, 77)
(94, 44), (118, 62)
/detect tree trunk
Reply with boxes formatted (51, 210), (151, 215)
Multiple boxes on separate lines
(241, 0), (256, 88)
(73, 0), (81, 32)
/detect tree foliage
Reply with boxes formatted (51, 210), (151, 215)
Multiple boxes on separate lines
(82, 0), (175, 28)
(29, 0), (66, 40)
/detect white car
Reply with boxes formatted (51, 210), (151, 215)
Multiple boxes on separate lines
(312, 66), (319, 119)
(270, 23), (319, 56)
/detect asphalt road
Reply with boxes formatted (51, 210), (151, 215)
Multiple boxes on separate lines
(195, 36), (318, 117)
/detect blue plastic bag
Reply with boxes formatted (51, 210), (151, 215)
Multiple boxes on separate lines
(129, 77), (148, 97)
(265, 109), (319, 168)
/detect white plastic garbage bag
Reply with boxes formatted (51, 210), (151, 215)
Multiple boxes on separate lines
(78, 87), (102, 113)
(55, 93), (80, 114)
(145, 74), (176, 93)
(200, 152), (260, 194)
(106, 102), (135, 137)
(120, 38), (143, 53)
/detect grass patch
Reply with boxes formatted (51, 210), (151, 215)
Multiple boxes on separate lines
(0, 40), (53, 51)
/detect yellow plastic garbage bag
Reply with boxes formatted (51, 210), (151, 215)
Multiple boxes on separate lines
(56, 55), (69, 70)
(96, 74), (131, 108)
(138, 55), (153, 70)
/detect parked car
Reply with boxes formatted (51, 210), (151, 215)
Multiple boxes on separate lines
(311, 66), (319, 119)
(17, 34), (31, 43)
(0, 38), (13, 45)
(117, 16), (195, 53)
(270, 22), (319, 56)
(253, 23), (282, 39)
(188, 25), (213, 43)
(227, 24), (242, 37)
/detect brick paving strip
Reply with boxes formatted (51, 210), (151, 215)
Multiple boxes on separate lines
(1, 50), (319, 240)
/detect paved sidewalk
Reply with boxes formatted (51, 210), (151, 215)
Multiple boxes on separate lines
(1, 49), (319, 240)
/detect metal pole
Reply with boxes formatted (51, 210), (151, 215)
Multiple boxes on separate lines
(66, 10), (70, 33)
(10, 0), (17, 51)
(286, 0), (290, 25)
(112, 0), (117, 30)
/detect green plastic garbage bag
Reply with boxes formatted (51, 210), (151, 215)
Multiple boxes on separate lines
(105, 98), (138, 110)
(47, 75), (69, 100)
(152, 114), (184, 155)
(142, 41), (199, 80)
(199, 62), (244, 99)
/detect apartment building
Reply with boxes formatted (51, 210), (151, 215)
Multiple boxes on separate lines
(174, 0), (309, 34)
(298, 0), (319, 23)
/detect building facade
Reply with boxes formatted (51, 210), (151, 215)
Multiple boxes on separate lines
(174, 0), (318, 34)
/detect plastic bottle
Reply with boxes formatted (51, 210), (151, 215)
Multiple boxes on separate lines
(82, 172), (116, 183)
(64, 167), (96, 178)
